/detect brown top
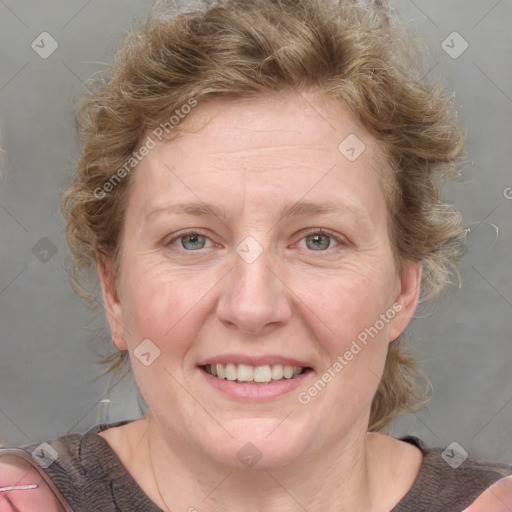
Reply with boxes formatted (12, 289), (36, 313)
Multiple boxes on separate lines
(1, 419), (511, 511)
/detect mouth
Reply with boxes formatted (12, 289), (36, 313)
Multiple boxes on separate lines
(200, 363), (312, 384)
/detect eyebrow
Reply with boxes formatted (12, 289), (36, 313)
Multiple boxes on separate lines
(146, 201), (226, 220)
(146, 199), (370, 226)
(278, 200), (364, 221)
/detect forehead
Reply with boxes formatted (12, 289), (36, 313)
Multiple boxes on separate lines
(129, 91), (390, 220)
(153, 92), (384, 161)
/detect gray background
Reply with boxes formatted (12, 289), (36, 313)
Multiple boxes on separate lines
(0, 0), (511, 465)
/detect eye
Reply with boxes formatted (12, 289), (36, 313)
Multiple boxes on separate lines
(165, 229), (346, 253)
(298, 229), (345, 251)
(166, 231), (215, 251)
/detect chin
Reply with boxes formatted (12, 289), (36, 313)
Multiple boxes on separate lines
(198, 418), (312, 471)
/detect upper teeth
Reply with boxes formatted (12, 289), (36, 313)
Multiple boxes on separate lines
(205, 363), (304, 383)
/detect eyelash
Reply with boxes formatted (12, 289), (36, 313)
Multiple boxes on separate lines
(165, 228), (347, 253)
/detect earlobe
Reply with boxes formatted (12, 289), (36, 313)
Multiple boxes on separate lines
(388, 260), (422, 342)
(96, 253), (128, 350)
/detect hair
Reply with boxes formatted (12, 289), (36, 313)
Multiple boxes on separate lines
(61, 0), (467, 431)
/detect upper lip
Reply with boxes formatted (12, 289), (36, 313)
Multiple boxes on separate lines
(197, 354), (312, 368)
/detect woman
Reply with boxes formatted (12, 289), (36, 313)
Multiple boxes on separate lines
(0, 0), (510, 510)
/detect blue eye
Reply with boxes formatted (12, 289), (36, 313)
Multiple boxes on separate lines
(300, 229), (343, 251)
(178, 233), (208, 250)
(166, 229), (344, 253)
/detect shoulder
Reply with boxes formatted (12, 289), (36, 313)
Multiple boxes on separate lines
(0, 419), (136, 512)
(393, 436), (512, 512)
(0, 448), (73, 511)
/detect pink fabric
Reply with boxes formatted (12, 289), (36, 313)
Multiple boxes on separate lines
(0, 450), (72, 512)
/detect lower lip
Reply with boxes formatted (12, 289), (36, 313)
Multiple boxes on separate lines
(198, 367), (312, 401)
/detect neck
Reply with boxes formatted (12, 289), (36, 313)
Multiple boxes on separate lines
(143, 414), (384, 512)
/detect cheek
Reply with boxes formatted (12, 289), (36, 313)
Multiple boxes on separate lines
(297, 262), (397, 347)
(120, 261), (205, 352)
(119, 265), (207, 404)
(298, 263), (397, 404)
(303, 279), (394, 418)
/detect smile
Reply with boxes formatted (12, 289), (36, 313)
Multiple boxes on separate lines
(202, 363), (309, 383)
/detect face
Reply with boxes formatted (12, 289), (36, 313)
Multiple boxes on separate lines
(99, 91), (421, 469)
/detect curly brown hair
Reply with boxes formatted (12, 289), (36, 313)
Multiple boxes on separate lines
(61, 0), (466, 431)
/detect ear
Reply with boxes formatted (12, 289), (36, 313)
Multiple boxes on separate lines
(388, 260), (422, 342)
(96, 253), (128, 350)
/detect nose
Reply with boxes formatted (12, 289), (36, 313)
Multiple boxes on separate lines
(216, 242), (292, 336)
